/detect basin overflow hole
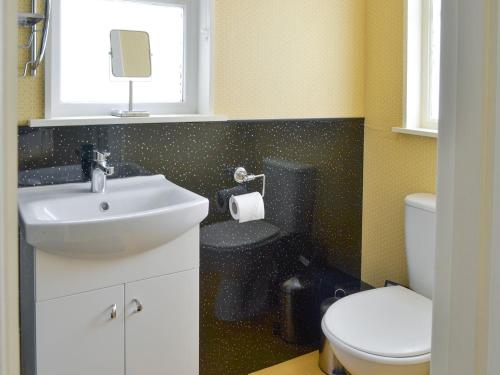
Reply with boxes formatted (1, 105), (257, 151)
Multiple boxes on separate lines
(100, 202), (110, 212)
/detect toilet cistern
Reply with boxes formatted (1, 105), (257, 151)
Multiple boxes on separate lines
(91, 150), (114, 193)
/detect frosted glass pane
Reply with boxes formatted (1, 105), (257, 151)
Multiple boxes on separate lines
(60, 0), (184, 104)
(429, 0), (441, 122)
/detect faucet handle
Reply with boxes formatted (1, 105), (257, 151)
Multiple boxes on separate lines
(93, 150), (110, 162)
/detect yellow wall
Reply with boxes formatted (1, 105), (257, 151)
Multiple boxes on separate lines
(17, 0), (365, 124)
(213, 0), (365, 119)
(18, 0), (44, 124)
(361, 1), (437, 287)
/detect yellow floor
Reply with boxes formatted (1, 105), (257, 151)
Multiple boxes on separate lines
(249, 351), (325, 375)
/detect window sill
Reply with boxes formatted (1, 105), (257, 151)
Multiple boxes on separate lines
(392, 127), (438, 139)
(28, 114), (228, 128)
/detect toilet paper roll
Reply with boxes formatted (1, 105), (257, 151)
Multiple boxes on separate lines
(229, 192), (265, 223)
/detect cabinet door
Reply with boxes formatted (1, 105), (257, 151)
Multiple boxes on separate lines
(125, 269), (199, 375)
(36, 285), (125, 375)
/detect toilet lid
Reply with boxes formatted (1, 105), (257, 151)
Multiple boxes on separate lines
(201, 220), (280, 251)
(322, 286), (432, 358)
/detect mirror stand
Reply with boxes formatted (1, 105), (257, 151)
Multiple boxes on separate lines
(111, 81), (150, 118)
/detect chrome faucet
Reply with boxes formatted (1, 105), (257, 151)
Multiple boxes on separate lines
(91, 150), (114, 193)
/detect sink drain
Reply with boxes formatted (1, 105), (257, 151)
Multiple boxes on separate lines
(100, 202), (110, 211)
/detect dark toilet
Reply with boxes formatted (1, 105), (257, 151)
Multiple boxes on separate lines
(201, 158), (315, 321)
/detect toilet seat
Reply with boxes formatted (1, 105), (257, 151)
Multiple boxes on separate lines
(322, 286), (432, 364)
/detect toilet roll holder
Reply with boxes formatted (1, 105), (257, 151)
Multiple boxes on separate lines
(234, 167), (266, 197)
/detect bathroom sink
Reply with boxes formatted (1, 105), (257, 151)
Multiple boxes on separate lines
(18, 175), (209, 257)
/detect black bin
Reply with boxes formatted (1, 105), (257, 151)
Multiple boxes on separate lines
(279, 276), (316, 344)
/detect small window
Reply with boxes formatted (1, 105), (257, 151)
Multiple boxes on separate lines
(46, 0), (212, 118)
(404, 0), (442, 131)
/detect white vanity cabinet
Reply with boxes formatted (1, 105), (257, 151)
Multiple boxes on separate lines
(21, 227), (201, 375)
(36, 285), (125, 375)
(35, 270), (198, 375)
(18, 176), (208, 375)
(125, 270), (199, 375)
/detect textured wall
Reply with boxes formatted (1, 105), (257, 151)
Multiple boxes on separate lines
(360, 1), (438, 287)
(213, 0), (365, 119)
(17, 0), (365, 124)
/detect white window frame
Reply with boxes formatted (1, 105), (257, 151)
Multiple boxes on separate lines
(45, 0), (214, 119)
(403, 0), (440, 132)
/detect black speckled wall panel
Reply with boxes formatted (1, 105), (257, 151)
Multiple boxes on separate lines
(18, 118), (364, 374)
(19, 120), (363, 276)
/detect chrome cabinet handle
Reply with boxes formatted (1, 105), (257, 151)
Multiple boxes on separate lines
(132, 299), (143, 313)
(110, 304), (117, 319)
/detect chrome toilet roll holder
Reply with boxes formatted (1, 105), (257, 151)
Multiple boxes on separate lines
(234, 167), (266, 197)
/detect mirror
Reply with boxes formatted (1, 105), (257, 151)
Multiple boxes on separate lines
(110, 30), (152, 117)
(110, 30), (151, 78)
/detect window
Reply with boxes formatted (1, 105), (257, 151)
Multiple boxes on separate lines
(404, 0), (442, 131)
(46, 0), (212, 118)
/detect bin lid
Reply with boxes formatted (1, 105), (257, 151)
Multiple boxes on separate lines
(282, 276), (313, 292)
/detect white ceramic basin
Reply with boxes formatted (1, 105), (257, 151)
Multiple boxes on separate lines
(18, 175), (209, 257)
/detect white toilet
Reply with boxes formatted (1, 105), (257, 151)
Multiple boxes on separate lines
(322, 193), (436, 375)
